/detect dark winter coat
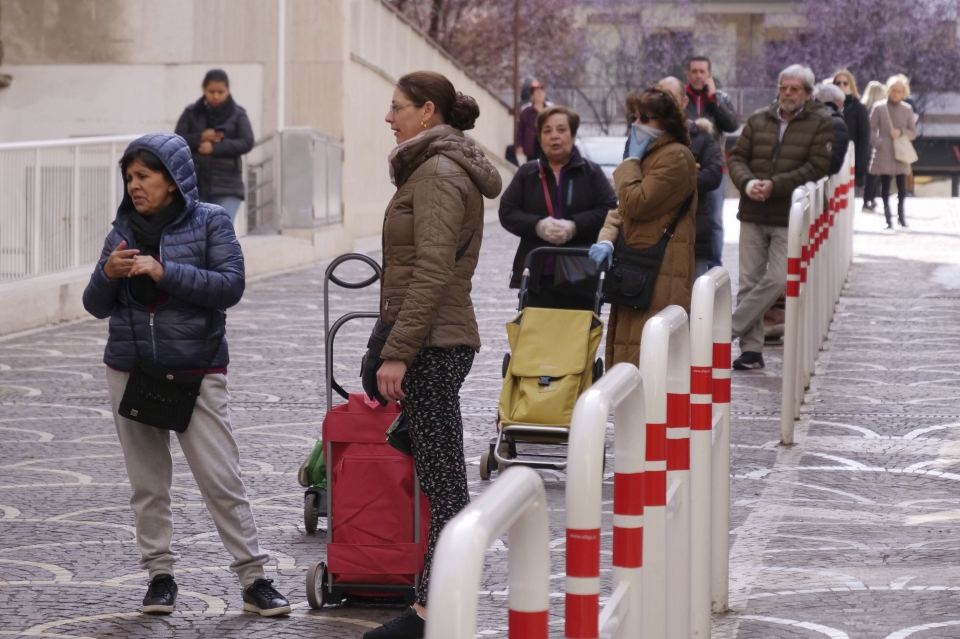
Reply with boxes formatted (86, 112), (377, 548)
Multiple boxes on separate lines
(82, 133), (244, 371)
(380, 126), (502, 365)
(174, 97), (254, 200)
(499, 146), (618, 288)
(825, 102), (851, 176)
(685, 85), (741, 153)
(688, 120), (723, 260)
(842, 94), (870, 186)
(727, 100), (833, 227)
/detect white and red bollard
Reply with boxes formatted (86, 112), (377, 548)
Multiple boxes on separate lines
(425, 466), (550, 639)
(639, 305), (691, 639)
(690, 268), (732, 631)
(565, 363), (646, 639)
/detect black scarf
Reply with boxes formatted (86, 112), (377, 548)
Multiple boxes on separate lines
(199, 94), (236, 128)
(126, 194), (184, 306)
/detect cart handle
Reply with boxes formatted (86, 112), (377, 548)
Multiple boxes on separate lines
(518, 246), (608, 315)
(325, 311), (380, 410)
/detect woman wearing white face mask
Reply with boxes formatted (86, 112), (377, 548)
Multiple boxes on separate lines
(588, 88), (698, 366)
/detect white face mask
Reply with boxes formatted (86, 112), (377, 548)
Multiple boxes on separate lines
(632, 122), (664, 142)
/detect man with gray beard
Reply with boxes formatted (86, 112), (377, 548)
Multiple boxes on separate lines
(726, 64), (833, 370)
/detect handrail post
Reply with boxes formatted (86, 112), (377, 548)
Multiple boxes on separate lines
(426, 467), (549, 639)
(72, 144), (81, 268)
(690, 267), (732, 627)
(31, 147), (42, 276)
(565, 364), (645, 639)
(781, 190), (809, 445)
(639, 306), (690, 639)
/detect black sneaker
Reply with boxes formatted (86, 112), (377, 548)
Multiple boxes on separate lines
(142, 574), (177, 614)
(733, 351), (765, 370)
(363, 607), (425, 639)
(242, 578), (291, 616)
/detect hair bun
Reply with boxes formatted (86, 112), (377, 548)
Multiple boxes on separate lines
(448, 92), (480, 131)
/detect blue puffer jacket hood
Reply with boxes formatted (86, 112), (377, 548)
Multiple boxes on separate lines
(82, 132), (245, 371)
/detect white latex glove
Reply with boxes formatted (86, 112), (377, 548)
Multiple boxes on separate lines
(556, 219), (577, 243)
(536, 218), (567, 245)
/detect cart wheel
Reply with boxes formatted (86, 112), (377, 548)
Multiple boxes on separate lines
(479, 450), (491, 480)
(593, 358), (604, 383)
(304, 492), (319, 535)
(502, 353), (511, 378)
(306, 562), (328, 609)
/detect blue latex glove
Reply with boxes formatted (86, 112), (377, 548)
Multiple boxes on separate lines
(589, 242), (613, 269)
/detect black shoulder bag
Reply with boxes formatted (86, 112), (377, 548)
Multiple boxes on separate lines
(118, 289), (226, 433)
(602, 192), (695, 312)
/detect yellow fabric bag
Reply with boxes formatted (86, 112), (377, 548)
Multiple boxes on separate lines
(498, 307), (604, 427)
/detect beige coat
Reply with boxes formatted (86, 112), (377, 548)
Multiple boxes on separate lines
(380, 126), (503, 365)
(601, 134), (697, 367)
(868, 100), (917, 176)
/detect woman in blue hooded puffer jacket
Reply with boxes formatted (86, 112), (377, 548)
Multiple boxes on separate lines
(82, 133), (290, 618)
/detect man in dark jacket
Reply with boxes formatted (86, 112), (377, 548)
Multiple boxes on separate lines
(685, 56), (740, 270)
(815, 83), (851, 176)
(174, 69), (254, 224)
(659, 76), (724, 277)
(500, 105), (617, 308)
(727, 64), (833, 370)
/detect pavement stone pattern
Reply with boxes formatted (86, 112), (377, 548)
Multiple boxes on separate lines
(1, 197), (959, 638)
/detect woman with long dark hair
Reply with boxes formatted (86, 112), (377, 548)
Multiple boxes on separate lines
(174, 69), (254, 224)
(364, 71), (502, 639)
(589, 87), (698, 366)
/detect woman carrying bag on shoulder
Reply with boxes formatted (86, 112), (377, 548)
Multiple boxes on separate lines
(82, 133), (290, 618)
(868, 75), (917, 229)
(588, 88), (698, 367)
(363, 71), (502, 639)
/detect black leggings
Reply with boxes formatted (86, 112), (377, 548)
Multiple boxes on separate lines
(880, 174), (907, 221)
(401, 345), (475, 605)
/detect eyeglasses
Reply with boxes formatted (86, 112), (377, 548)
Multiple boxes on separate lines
(778, 85), (804, 95)
(638, 114), (653, 124)
(388, 102), (415, 115)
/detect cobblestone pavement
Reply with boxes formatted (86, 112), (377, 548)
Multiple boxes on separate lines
(1, 197), (959, 638)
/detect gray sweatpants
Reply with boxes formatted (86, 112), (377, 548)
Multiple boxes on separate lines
(106, 367), (268, 586)
(731, 221), (789, 353)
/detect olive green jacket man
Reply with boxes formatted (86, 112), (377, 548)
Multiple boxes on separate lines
(727, 99), (834, 227)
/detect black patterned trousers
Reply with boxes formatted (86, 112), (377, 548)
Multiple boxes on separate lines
(400, 345), (475, 606)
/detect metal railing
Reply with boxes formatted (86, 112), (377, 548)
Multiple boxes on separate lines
(781, 147), (856, 444)
(0, 135), (137, 282)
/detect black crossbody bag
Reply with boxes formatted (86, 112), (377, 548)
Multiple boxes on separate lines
(603, 192), (695, 312)
(119, 288), (225, 433)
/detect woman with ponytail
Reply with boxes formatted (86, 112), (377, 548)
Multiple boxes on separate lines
(364, 71), (502, 639)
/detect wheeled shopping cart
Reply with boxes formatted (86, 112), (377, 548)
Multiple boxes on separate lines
(304, 253), (429, 608)
(480, 246), (606, 479)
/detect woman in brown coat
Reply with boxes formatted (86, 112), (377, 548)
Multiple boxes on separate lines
(868, 75), (917, 228)
(365, 71), (502, 639)
(593, 88), (698, 366)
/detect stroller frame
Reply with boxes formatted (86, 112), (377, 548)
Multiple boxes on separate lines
(305, 252), (421, 608)
(484, 246), (606, 476)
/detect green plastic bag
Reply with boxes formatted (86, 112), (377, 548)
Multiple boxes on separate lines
(305, 439), (327, 489)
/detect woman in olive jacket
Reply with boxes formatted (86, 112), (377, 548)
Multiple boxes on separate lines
(364, 71), (502, 639)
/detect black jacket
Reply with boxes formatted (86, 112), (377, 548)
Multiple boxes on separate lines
(825, 102), (851, 177)
(685, 85), (740, 152)
(842, 94), (870, 186)
(499, 147), (618, 288)
(174, 98), (254, 200)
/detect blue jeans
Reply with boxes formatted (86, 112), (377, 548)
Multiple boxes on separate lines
(707, 174), (726, 268)
(205, 196), (243, 224)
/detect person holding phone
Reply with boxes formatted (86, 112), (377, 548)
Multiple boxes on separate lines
(174, 69), (254, 224)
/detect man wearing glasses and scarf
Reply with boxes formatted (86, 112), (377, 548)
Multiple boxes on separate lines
(726, 64), (833, 370)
